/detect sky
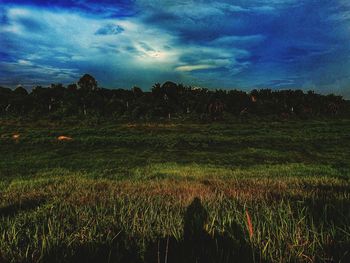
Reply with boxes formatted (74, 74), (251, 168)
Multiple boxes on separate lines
(0, 0), (350, 97)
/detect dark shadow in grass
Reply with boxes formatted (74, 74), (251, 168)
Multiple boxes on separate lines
(144, 197), (261, 263)
(0, 197), (46, 217)
(40, 198), (264, 263)
(262, 191), (350, 262)
(301, 197), (350, 263)
(42, 233), (142, 263)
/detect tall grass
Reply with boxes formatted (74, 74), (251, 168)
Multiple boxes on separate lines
(0, 120), (349, 262)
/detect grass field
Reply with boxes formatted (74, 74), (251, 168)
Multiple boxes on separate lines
(0, 119), (349, 262)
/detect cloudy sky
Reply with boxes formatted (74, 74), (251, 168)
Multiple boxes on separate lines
(1, 0), (350, 97)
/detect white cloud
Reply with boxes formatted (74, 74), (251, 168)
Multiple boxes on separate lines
(175, 64), (218, 72)
(17, 59), (33, 65)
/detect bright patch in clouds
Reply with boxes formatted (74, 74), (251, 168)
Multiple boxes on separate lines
(1, 1), (350, 97)
(0, 5), (184, 87)
(176, 64), (219, 72)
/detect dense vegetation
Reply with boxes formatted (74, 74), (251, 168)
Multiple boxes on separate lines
(1, 74), (349, 121)
(0, 119), (349, 262)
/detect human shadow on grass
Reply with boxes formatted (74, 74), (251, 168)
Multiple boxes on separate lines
(0, 197), (46, 217)
(144, 197), (260, 263)
(41, 197), (262, 263)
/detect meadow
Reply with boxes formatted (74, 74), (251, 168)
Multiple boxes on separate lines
(0, 118), (349, 262)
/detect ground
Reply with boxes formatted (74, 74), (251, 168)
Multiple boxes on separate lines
(0, 119), (349, 262)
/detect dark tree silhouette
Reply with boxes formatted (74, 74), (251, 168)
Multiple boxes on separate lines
(0, 74), (348, 120)
(13, 86), (28, 96)
(78, 74), (98, 91)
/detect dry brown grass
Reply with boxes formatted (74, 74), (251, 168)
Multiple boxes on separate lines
(3, 177), (345, 209)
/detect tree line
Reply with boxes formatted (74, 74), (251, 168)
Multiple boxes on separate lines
(1, 74), (349, 121)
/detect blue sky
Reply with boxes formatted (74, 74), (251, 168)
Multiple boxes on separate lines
(1, 0), (350, 97)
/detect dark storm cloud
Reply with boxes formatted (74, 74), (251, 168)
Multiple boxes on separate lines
(0, 0), (350, 97)
(95, 24), (124, 35)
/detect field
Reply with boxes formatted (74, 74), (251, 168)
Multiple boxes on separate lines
(0, 119), (349, 263)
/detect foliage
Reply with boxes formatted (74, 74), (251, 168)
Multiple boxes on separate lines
(1, 74), (349, 121)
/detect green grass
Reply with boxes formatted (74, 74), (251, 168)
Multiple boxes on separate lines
(0, 119), (349, 262)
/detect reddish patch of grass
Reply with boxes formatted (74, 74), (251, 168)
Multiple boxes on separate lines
(245, 209), (254, 239)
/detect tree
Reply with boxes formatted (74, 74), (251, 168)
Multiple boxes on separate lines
(0, 75), (348, 119)
(63, 84), (80, 115)
(0, 87), (13, 114)
(67, 83), (78, 92)
(132, 86), (143, 98)
(14, 86), (28, 96)
(78, 74), (98, 91)
(12, 86), (30, 114)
